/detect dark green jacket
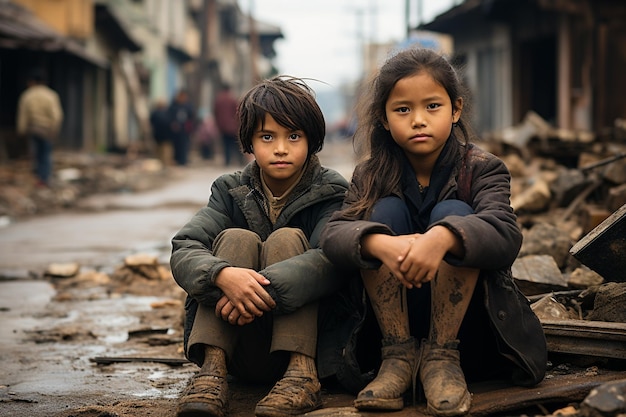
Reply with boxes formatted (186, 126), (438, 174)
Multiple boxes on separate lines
(320, 143), (547, 391)
(170, 154), (349, 315)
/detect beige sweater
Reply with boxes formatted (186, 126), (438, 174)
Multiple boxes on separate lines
(16, 84), (64, 139)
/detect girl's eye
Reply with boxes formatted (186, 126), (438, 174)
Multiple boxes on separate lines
(427, 103), (441, 110)
(396, 107), (410, 113)
(289, 133), (301, 141)
(261, 134), (272, 141)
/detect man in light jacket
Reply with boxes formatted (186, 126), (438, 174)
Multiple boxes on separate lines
(16, 68), (64, 186)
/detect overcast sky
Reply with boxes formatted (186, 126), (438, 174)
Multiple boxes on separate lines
(242, 0), (458, 90)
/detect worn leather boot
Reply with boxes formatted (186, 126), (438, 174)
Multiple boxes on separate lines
(254, 375), (322, 417)
(420, 340), (471, 416)
(177, 346), (229, 417)
(354, 337), (417, 411)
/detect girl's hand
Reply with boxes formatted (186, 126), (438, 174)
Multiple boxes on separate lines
(361, 234), (415, 288)
(214, 267), (276, 324)
(397, 226), (460, 287)
(361, 227), (461, 289)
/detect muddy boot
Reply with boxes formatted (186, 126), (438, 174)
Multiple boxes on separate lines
(354, 338), (417, 411)
(255, 352), (322, 417)
(177, 346), (228, 417)
(420, 340), (471, 416)
(254, 376), (322, 417)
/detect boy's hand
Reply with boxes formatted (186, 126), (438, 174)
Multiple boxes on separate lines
(214, 267), (276, 324)
(215, 296), (255, 325)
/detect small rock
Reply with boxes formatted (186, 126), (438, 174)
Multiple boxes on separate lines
(45, 262), (80, 278)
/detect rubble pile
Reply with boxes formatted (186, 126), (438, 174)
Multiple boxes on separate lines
(0, 152), (168, 221)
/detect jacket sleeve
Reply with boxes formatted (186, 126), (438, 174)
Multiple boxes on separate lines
(320, 167), (393, 271)
(170, 176), (234, 305)
(432, 151), (522, 270)
(51, 92), (63, 135)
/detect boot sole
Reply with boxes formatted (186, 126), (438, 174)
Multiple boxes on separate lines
(354, 397), (404, 411)
(255, 402), (321, 417)
(426, 390), (472, 416)
(177, 401), (225, 417)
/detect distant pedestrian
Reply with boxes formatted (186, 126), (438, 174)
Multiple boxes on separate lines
(168, 89), (196, 166)
(193, 109), (220, 161)
(213, 82), (243, 166)
(149, 98), (173, 167)
(16, 67), (64, 186)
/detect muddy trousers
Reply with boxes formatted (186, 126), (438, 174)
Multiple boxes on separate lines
(187, 228), (318, 383)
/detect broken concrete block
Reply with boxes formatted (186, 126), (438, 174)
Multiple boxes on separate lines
(601, 156), (626, 184)
(581, 378), (626, 416)
(124, 253), (159, 267)
(531, 294), (577, 321)
(570, 203), (626, 282)
(550, 168), (591, 207)
(512, 255), (568, 295)
(520, 222), (574, 269)
(45, 262), (80, 278)
(568, 267), (604, 289)
(579, 204), (612, 235)
(511, 177), (551, 213)
(607, 183), (626, 213)
(587, 282), (626, 323)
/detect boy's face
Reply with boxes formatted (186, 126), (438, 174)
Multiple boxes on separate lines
(252, 113), (309, 196)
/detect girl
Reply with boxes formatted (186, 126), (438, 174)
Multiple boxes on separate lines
(320, 48), (547, 416)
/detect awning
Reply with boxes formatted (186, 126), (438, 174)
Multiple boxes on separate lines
(0, 2), (109, 68)
(95, 3), (142, 53)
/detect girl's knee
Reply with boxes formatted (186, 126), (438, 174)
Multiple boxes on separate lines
(371, 196), (412, 234)
(430, 200), (474, 224)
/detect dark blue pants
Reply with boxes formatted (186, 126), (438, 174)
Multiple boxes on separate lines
(30, 134), (52, 184)
(367, 197), (509, 381)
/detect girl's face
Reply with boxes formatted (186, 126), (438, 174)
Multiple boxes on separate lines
(383, 72), (462, 165)
(252, 113), (309, 196)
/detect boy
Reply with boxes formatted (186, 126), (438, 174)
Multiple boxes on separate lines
(170, 76), (349, 417)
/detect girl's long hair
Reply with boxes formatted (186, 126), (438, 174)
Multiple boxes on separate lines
(345, 48), (474, 218)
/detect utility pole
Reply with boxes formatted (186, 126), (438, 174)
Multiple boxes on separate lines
(405, 0), (410, 37)
(194, 0), (218, 112)
(248, 0), (260, 85)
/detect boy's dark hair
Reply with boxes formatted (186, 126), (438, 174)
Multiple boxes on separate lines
(237, 76), (325, 157)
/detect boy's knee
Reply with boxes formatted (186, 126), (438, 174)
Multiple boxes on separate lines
(264, 228), (309, 264)
(218, 228), (259, 242)
(214, 228), (262, 263)
(266, 228), (308, 251)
